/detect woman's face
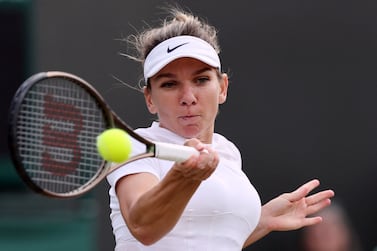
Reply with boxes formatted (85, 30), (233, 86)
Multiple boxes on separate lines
(144, 57), (228, 143)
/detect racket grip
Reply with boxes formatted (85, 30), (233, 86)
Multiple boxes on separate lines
(154, 142), (199, 162)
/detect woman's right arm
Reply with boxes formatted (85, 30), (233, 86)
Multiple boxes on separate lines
(116, 139), (218, 245)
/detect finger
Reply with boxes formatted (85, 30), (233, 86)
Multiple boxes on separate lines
(184, 138), (200, 146)
(306, 189), (335, 206)
(196, 150), (218, 179)
(197, 147), (216, 165)
(306, 198), (333, 216)
(185, 159), (217, 180)
(200, 149), (209, 154)
(199, 166), (217, 180)
(184, 138), (206, 151)
(177, 143), (219, 180)
(286, 179), (320, 202)
(301, 216), (323, 227)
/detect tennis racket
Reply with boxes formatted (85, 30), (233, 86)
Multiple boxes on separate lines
(8, 71), (198, 198)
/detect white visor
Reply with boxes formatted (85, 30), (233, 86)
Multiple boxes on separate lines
(143, 35), (221, 82)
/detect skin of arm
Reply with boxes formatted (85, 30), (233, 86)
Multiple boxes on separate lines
(116, 128), (334, 247)
(243, 179), (335, 248)
(116, 139), (219, 245)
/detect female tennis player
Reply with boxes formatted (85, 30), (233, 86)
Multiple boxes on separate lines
(106, 6), (335, 251)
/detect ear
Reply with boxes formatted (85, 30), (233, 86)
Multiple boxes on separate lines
(218, 73), (229, 104)
(143, 86), (157, 114)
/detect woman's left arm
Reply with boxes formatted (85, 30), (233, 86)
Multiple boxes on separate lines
(243, 179), (335, 248)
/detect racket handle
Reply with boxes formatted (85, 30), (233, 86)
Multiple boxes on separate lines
(154, 142), (199, 162)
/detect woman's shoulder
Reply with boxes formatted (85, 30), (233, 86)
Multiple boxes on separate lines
(213, 133), (242, 162)
(213, 133), (238, 149)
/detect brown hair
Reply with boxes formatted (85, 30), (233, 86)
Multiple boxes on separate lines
(125, 7), (220, 68)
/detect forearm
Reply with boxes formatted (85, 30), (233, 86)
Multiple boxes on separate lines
(121, 168), (201, 245)
(243, 205), (271, 248)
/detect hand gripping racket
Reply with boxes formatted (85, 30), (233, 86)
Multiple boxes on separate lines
(8, 71), (198, 198)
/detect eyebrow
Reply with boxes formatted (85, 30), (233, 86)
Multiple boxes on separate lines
(153, 67), (214, 81)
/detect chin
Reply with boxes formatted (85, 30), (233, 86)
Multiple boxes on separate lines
(179, 126), (201, 139)
(181, 127), (212, 143)
(182, 131), (201, 139)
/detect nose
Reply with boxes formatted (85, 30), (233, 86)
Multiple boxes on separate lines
(180, 85), (197, 106)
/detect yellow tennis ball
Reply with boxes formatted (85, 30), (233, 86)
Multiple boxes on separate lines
(96, 128), (132, 163)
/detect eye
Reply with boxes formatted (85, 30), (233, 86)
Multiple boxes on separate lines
(195, 76), (210, 85)
(160, 81), (177, 89)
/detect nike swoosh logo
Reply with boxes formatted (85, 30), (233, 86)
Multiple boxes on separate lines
(167, 42), (189, 53)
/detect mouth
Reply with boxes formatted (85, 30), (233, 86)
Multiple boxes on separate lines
(180, 115), (198, 119)
(178, 114), (201, 123)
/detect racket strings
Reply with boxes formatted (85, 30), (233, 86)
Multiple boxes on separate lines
(16, 78), (107, 194)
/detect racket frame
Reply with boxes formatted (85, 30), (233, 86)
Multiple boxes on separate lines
(8, 71), (154, 197)
(8, 71), (197, 198)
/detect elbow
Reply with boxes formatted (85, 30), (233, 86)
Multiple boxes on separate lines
(129, 225), (164, 245)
